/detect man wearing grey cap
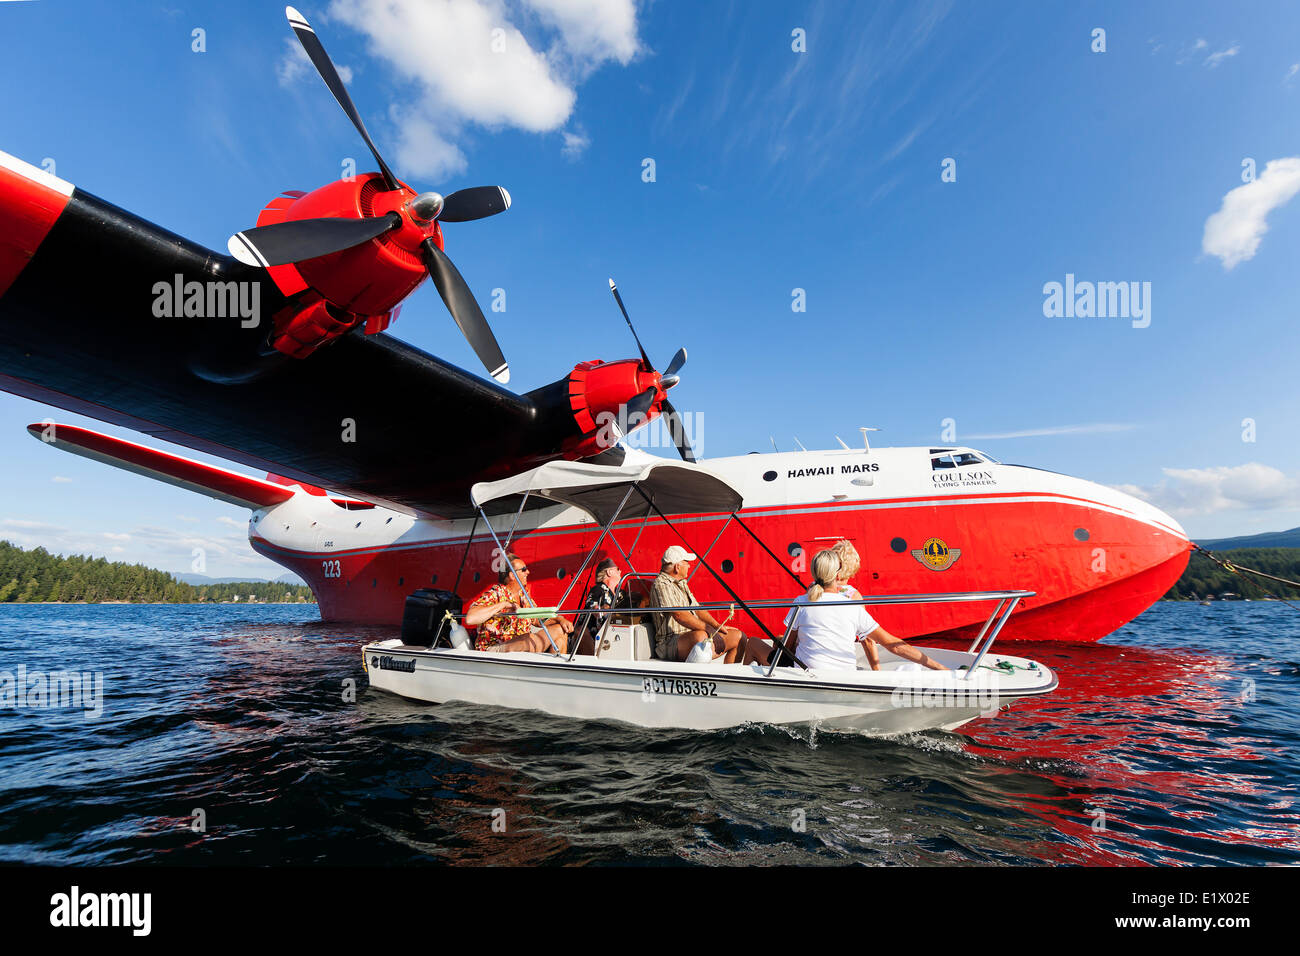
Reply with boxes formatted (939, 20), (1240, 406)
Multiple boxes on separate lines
(579, 557), (624, 649)
(650, 545), (748, 663)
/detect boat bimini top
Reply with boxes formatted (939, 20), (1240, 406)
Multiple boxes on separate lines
(470, 457), (743, 526)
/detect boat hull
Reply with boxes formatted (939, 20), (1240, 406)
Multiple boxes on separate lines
(361, 641), (1058, 734)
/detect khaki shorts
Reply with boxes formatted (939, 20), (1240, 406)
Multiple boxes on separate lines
(654, 630), (682, 661)
(485, 625), (552, 652)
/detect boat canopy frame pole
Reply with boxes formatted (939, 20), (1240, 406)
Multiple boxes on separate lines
(731, 512), (809, 591)
(966, 599), (1007, 653)
(765, 612), (800, 677)
(633, 487), (808, 671)
(501, 490), (532, 552)
(623, 509), (654, 564)
(476, 501), (563, 655)
(685, 513), (736, 585)
(556, 485), (637, 662)
(965, 596), (1021, 679)
(450, 510), (481, 597)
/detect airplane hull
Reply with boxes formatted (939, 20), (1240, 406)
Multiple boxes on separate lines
(249, 472), (1191, 643)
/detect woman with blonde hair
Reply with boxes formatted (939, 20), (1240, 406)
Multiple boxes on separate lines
(787, 548), (946, 673)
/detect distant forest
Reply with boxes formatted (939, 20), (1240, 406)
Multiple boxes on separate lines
(1166, 548), (1300, 600)
(2, 538), (1296, 607)
(0, 541), (315, 604)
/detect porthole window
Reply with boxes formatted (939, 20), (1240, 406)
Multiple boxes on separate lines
(372, 579), (378, 588)
(1074, 528), (1090, 542)
(355, 521), (362, 529)
(721, 559), (734, 573)
(890, 537), (907, 553)
(787, 542), (802, 557)
(473, 572), (481, 583)
(557, 567), (567, 580)
(398, 577), (404, 587)
(430, 574), (438, 585)
(763, 470), (777, 482)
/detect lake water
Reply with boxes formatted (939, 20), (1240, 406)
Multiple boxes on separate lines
(0, 601), (1296, 865)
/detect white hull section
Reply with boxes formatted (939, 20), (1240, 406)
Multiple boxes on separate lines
(362, 641), (1058, 735)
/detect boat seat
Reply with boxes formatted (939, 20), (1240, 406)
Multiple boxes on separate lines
(595, 622), (654, 661)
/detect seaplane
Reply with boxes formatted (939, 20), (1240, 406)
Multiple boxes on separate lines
(0, 8), (1191, 651)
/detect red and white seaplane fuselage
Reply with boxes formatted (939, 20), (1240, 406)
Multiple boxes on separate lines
(28, 423), (1189, 645)
(245, 443), (1188, 644)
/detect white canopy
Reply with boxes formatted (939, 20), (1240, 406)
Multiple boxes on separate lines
(470, 458), (743, 526)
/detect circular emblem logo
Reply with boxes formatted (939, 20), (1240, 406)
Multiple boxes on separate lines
(911, 537), (961, 571)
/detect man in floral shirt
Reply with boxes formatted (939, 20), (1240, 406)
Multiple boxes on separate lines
(465, 552), (573, 654)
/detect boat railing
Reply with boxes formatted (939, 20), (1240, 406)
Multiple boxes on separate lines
(495, 587), (1034, 680)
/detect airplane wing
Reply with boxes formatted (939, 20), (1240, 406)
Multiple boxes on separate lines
(27, 422), (297, 510)
(0, 150), (593, 517)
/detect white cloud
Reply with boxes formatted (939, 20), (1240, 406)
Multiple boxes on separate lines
(1205, 44), (1239, 68)
(52, 476), (72, 483)
(962, 423), (1137, 441)
(278, 36), (354, 87)
(1286, 63), (1299, 83)
(326, 0), (640, 179)
(525, 0), (638, 65)
(1202, 157), (1300, 269)
(561, 127), (590, 160)
(1116, 463), (1300, 516)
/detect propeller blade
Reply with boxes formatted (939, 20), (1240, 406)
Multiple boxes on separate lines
(440, 186), (512, 223)
(227, 213), (400, 267)
(608, 278), (652, 369)
(662, 346), (687, 382)
(285, 6), (401, 192)
(661, 397), (697, 462)
(422, 239), (509, 384)
(624, 386), (658, 424)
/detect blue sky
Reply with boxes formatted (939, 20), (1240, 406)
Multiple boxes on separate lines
(2, 0), (1300, 576)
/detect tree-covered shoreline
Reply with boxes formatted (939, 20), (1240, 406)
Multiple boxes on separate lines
(1164, 547), (1300, 601)
(0, 541), (315, 605)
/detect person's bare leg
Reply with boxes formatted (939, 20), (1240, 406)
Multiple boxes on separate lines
(717, 627), (745, 663)
(677, 630), (707, 661)
(487, 634), (540, 653)
(541, 623), (568, 655)
(742, 636), (771, 666)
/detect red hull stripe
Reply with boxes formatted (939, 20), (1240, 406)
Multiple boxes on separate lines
(28, 422), (295, 509)
(0, 151), (74, 299)
(250, 490), (1184, 561)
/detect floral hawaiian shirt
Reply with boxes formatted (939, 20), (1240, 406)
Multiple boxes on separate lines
(468, 583), (535, 650)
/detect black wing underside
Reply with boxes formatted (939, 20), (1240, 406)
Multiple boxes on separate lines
(0, 188), (578, 516)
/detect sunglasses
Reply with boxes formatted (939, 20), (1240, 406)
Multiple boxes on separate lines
(513, 565), (530, 574)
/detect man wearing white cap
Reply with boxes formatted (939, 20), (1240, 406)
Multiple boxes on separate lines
(650, 545), (748, 663)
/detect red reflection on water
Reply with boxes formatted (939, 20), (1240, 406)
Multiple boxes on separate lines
(933, 638), (1299, 864)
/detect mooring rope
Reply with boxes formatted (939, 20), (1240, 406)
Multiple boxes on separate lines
(1190, 543), (1300, 611)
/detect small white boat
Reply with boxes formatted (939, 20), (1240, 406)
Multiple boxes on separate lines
(362, 459), (1058, 735)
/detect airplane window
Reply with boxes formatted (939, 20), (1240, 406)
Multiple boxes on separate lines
(953, 453), (983, 467)
(931, 455), (957, 469)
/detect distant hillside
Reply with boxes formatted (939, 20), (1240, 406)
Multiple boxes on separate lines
(1166, 547), (1300, 600)
(0, 540), (316, 605)
(1197, 527), (1300, 551)
(175, 572), (308, 587)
